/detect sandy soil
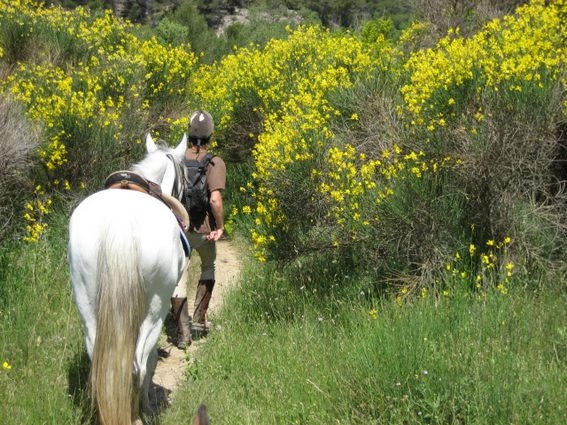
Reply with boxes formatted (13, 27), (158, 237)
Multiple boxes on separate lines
(148, 238), (242, 413)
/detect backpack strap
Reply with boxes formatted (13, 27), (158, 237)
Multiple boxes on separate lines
(184, 154), (214, 187)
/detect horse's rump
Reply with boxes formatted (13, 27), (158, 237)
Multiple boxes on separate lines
(69, 189), (186, 424)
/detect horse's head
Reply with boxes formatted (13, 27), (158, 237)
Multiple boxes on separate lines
(132, 134), (187, 199)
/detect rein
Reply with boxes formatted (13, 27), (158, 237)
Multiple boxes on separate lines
(166, 153), (186, 201)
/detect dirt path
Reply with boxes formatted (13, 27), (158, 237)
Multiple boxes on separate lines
(149, 238), (242, 412)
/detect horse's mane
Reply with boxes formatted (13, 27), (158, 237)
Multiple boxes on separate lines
(131, 141), (173, 184)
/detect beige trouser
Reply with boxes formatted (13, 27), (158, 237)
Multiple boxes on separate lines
(172, 232), (216, 297)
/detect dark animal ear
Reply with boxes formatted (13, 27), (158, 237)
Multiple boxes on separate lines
(192, 404), (210, 425)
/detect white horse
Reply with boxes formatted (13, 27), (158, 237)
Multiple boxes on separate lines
(68, 134), (188, 425)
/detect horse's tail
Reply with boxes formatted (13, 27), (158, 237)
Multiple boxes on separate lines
(90, 230), (146, 425)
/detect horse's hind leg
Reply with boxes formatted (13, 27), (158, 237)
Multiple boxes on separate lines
(139, 347), (158, 416)
(136, 313), (164, 416)
(69, 274), (97, 359)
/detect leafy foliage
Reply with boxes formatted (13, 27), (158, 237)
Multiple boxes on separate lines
(0, 0), (565, 291)
(1, 1), (567, 423)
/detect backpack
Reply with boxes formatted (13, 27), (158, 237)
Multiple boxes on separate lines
(183, 154), (214, 228)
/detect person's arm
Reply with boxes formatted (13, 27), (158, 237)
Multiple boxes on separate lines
(207, 189), (224, 241)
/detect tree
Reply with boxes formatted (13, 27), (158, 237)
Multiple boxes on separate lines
(104, 0), (153, 22)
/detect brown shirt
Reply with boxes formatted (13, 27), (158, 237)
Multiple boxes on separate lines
(186, 149), (226, 233)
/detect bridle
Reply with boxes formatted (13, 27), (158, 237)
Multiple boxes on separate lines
(166, 153), (186, 201)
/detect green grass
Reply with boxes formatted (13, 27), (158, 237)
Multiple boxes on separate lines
(0, 214), (88, 424)
(163, 265), (567, 424)
(1, 213), (567, 424)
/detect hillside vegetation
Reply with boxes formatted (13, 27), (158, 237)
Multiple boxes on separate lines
(2, 0), (564, 288)
(0, 0), (566, 423)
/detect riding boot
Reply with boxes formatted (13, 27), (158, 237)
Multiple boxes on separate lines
(170, 297), (192, 349)
(192, 280), (215, 337)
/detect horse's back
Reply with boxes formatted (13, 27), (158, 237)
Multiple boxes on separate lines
(70, 189), (180, 243)
(70, 189), (185, 271)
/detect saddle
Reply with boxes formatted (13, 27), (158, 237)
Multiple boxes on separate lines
(104, 171), (190, 255)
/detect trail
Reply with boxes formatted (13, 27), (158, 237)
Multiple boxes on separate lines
(148, 238), (242, 412)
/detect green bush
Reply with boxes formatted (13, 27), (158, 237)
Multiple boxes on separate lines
(169, 1), (229, 63)
(154, 17), (190, 45)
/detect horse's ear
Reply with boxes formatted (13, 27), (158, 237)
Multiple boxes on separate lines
(174, 134), (187, 156)
(192, 404), (209, 425)
(146, 133), (158, 153)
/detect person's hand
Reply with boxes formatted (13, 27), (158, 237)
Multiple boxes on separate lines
(206, 228), (224, 241)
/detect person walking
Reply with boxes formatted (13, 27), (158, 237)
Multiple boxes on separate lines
(170, 110), (227, 348)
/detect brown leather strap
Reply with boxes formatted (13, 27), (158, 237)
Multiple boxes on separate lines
(104, 170), (189, 255)
(104, 170), (183, 223)
(104, 171), (151, 191)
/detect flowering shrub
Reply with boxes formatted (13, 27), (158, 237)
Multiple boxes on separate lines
(22, 185), (51, 243)
(445, 236), (515, 295)
(188, 25), (380, 260)
(0, 0), (197, 242)
(316, 145), (461, 242)
(392, 234), (515, 304)
(2, 0), (564, 297)
(400, 0), (566, 132)
(184, 1), (565, 274)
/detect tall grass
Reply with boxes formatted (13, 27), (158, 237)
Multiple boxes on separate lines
(0, 212), (87, 424)
(164, 264), (567, 424)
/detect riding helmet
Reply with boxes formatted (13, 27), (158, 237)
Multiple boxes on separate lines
(188, 110), (214, 146)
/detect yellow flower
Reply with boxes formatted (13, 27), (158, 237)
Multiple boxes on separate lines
(469, 244), (476, 255)
(368, 309), (378, 320)
(505, 262), (515, 277)
(496, 283), (508, 295)
(2, 361), (11, 370)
